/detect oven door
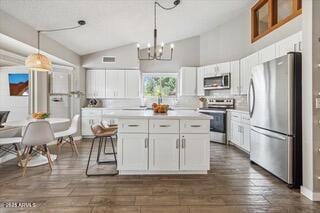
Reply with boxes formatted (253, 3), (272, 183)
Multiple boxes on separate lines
(198, 110), (226, 133)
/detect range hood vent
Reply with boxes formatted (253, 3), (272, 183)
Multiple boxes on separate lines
(102, 56), (116, 63)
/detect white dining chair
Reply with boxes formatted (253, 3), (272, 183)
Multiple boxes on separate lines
(54, 114), (80, 157)
(21, 121), (55, 176)
(0, 137), (22, 166)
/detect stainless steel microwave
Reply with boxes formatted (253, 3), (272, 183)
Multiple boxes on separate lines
(203, 73), (230, 90)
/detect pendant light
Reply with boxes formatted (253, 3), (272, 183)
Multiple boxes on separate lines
(25, 20), (86, 72)
(137, 0), (181, 61)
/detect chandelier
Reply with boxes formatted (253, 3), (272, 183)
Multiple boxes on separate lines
(137, 0), (181, 61)
(25, 20), (86, 72)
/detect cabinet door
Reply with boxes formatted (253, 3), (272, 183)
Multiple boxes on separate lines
(180, 134), (210, 171)
(117, 133), (149, 170)
(242, 124), (251, 152)
(86, 70), (95, 98)
(81, 116), (101, 136)
(259, 44), (276, 64)
(276, 32), (302, 57)
(217, 62), (230, 74)
(94, 70), (106, 98)
(230, 61), (240, 95)
(240, 58), (248, 95)
(107, 70), (125, 98)
(197, 67), (205, 96)
(179, 67), (197, 96)
(149, 134), (180, 171)
(125, 70), (140, 98)
(230, 120), (240, 146)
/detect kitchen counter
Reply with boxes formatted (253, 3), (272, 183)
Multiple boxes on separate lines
(102, 110), (211, 120)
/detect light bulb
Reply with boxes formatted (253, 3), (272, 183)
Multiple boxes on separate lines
(170, 43), (175, 49)
(161, 42), (164, 47)
(136, 43), (140, 48)
(147, 43), (151, 48)
(159, 48), (163, 53)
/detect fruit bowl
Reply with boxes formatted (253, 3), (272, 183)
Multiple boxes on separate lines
(152, 103), (169, 114)
(32, 112), (49, 119)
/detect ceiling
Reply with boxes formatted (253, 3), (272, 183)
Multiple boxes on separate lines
(0, 0), (252, 56)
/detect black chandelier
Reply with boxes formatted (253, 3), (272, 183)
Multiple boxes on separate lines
(137, 0), (181, 61)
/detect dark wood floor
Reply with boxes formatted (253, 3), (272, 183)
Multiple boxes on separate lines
(0, 140), (319, 213)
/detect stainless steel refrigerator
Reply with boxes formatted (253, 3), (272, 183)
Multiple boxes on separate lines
(249, 52), (302, 188)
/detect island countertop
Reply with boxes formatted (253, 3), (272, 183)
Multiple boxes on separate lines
(101, 110), (211, 120)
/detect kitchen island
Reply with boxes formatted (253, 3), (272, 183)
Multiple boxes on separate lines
(104, 110), (211, 175)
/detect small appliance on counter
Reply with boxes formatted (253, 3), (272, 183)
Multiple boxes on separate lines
(88, 98), (101, 108)
(198, 97), (234, 144)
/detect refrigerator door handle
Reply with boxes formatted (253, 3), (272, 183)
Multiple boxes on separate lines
(251, 127), (286, 141)
(248, 78), (255, 118)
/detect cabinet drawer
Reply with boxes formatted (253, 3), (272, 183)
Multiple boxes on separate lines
(180, 120), (209, 133)
(230, 112), (241, 122)
(149, 120), (179, 134)
(82, 109), (102, 117)
(241, 114), (250, 125)
(118, 119), (148, 133)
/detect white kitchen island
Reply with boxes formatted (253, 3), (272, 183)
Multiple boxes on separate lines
(103, 110), (211, 175)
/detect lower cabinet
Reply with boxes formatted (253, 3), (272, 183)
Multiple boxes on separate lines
(149, 134), (180, 171)
(81, 116), (101, 136)
(229, 111), (250, 153)
(117, 133), (149, 170)
(180, 134), (210, 171)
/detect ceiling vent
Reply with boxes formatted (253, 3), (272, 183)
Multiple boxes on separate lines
(102, 56), (116, 63)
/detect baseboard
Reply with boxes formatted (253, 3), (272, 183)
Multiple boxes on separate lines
(301, 186), (320, 201)
(0, 154), (16, 164)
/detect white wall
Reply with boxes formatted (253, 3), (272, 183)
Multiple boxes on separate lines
(140, 36), (200, 73)
(200, 7), (302, 65)
(81, 44), (139, 69)
(0, 66), (29, 121)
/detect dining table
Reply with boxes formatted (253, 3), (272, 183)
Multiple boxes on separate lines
(4, 117), (70, 167)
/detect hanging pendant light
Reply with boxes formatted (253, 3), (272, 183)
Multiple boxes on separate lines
(25, 20), (86, 72)
(137, 0), (181, 61)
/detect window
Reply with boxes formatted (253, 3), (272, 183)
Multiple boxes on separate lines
(143, 73), (177, 97)
(252, 0), (302, 42)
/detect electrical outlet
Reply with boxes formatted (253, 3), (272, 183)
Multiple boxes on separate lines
(316, 98), (320, 109)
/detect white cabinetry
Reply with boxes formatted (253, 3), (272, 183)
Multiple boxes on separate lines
(259, 44), (276, 64)
(86, 70), (106, 98)
(197, 67), (205, 96)
(117, 133), (149, 170)
(230, 60), (240, 95)
(179, 67), (197, 96)
(180, 134), (210, 170)
(81, 109), (102, 136)
(125, 70), (140, 98)
(217, 62), (230, 74)
(240, 52), (259, 95)
(276, 31), (302, 57)
(149, 134), (180, 171)
(229, 111), (250, 153)
(106, 70), (125, 98)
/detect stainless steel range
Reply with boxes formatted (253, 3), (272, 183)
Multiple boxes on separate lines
(198, 98), (234, 144)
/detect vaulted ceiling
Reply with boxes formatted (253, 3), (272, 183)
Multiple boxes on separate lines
(0, 0), (252, 56)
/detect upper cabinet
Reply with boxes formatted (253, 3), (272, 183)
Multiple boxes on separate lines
(197, 67), (205, 96)
(125, 70), (141, 98)
(259, 44), (276, 64)
(276, 31), (302, 57)
(230, 61), (240, 95)
(86, 70), (106, 99)
(240, 52), (259, 95)
(179, 67), (197, 96)
(86, 69), (140, 99)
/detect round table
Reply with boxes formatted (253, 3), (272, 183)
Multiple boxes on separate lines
(4, 118), (70, 167)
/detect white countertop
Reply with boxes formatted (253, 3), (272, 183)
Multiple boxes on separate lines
(101, 110), (211, 120)
(227, 109), (249, 114)
(82, 106), (197, 111)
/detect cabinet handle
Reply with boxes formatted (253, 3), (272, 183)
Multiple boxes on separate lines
(159, 125), (171, 128)
(294, 43), (297, 51)
(190, 125), (201, 128)
(128, 124), (139, 127)
(145, 138), (148, 148)
(176, 139), (180, 149)
(298, 42), (302, 51)
(182, 138), (186, 148)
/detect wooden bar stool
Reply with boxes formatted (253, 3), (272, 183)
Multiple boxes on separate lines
(100, 121), (118, 155)
(85, 124), (118, 176)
